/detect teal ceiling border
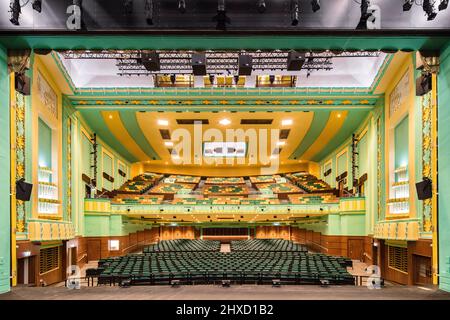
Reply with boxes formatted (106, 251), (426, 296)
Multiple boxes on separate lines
(289, 111), (331, 160)
(119, 111), (161, 160)
(78, 110), (139, 163)
(2, 35), (449, 51)
(310, 109), (370, 162)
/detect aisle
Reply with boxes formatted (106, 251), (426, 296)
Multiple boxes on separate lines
(220, 243), (231, 253)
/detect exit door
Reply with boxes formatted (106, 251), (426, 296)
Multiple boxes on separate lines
(348, 239), (364, 261)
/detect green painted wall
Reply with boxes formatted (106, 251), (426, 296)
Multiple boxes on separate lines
(38, 118), (52, 169)
(102, 152), (113, 191)
(438, 42), (450, 293)
(394, 115), (409, 170)
(0, 44), (10, 294)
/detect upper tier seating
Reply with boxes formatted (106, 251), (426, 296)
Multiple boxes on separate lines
(256, 182), (303, 194)
(288, 193), (339, 205)
(171, 197), (279, 205)
(149, 183), (196, 194)
(249, 175), (281, 184)
(205, 177), (246, 184)
(111, 195), (164, 205)
(286, 172), (333, 193)
(230, 239), (308, 252)
(202, 185), (249, 196)
(143, 239), (221, 252)
(117, 172), (163, 194)
(168, 175), (201, 184)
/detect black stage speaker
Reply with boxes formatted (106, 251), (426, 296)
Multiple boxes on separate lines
(416, 178), (432, 200)
(238, 55), (252, 76)
(191, 53), (207, 76)
(15, 73), (30, 96)
(140, 51), (160, 71)
(16, 178), (33, 201)
(287, 50), (305, 71)
(416, 74), (432, 96)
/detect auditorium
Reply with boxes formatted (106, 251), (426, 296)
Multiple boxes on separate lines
(1, 0), (450, 301)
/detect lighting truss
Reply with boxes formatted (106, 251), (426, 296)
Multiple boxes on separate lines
(59, 50), (381, 76)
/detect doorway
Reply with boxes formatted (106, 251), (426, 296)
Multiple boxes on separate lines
(87, 240), (101, 261)
(17, 256), (36, 286)
(348, 239), (364, 261)
(414, 255), (432, 285)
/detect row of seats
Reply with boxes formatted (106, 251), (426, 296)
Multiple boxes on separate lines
(143, 239), (221, 252)
(95, 244), (353, 286)
(256, 182), (303, 194)
(286, 172), (333, 193)
(202, 185), (249, 195)
(149, 183), (196, 194)
(249, 175), (281, 184)
(171, 197), (280, 205)
(205, 177), (246, 184)
(288, 193), (339, 205)
(230, 239), (308, 252)
(111, 195), (164, 205)
(168, 175), (201, 184)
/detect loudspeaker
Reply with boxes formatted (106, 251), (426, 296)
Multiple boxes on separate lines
(16, 178), (33, 201)
(140, 51), (160, 71)
(416, 178), (432, 200)
(15, 73), (30, 96)
(287, 50), (305, 71)
(191, 53), (207, 76)
(416, 74), (432, 96)
(238, 55), (252, 76)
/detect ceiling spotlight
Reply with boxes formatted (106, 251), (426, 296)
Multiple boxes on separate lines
(9, 0), (21, 26)
(32, 0), (42, 13)
(219, 118), (231, 126)
(439, 0), (448, 10)
(291, 0), (300, 26)
(213, 0), (231, 30)
(145, 0), (154, 25)
(158, 119), (169, 126)
(423, 0), (438, 20)
(402, 0), (413, 11)
(178, 0), (186, 13)
(356, 0), (374, 30)
(257, 0), (266, 13)
(282, 119), (293, 126)
(311, 0), (320, 12)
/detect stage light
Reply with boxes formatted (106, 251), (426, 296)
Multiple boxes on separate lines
(423, 0), (437, 20)
(178, 0), (186, 13)
(402, 0), (413, 11)
(281, 119), (293, 126)
(32, 0), (42, 13)
(439, 0), (448, 10)
(219, 118), (231, 126)
(124, 0), (133, 15)
(311, 0), (320, 12)
(356, 0), (374, 30)
(9, 0), (21, 26)
(145, 0), (154, 25)
(291, 0), (300, 26)
(213, 0), (231, 30)
(257, 0), (266, 13)
(158, 119), (169, 126)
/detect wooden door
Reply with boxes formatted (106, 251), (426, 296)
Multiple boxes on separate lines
(87, 240), (101, 261)
(348, 239), (364, 261)
(414, 255), (432, 285)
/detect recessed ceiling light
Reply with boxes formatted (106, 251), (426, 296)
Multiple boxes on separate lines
(109, 115), (113, 119)
(219, 118), (231, 126)
(158, 119), (169, 126)
(337, 114), (341, 118)
(276, 141), (286, 146)
(282, 119), (293, 126)
(164, 141), (174, 147)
